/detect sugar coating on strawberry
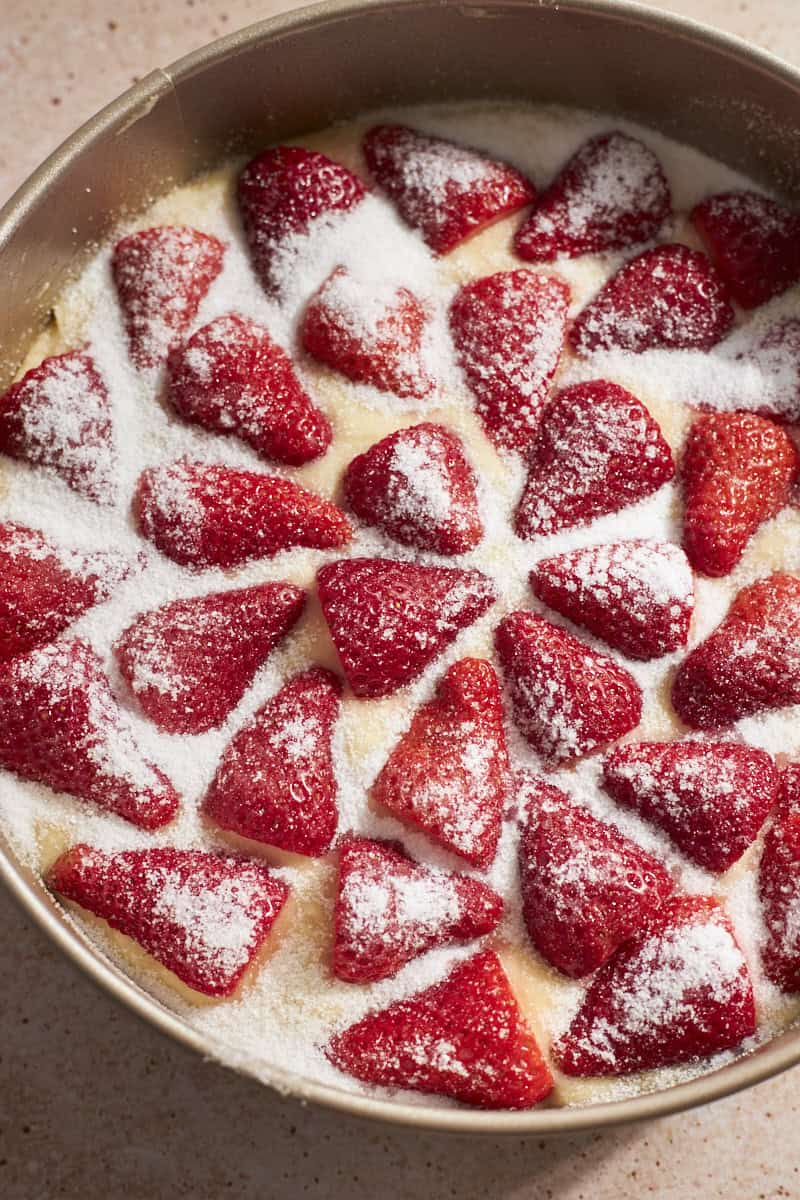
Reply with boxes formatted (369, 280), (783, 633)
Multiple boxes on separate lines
(343, 422), (482, 555)
(114, 582), (305, 735)
(759, 764), (800, 993)
(517, 773), (672, 978)
(49, 844), (288, 997)
(681, 411), (797, 578)
(112, 226), (224, 369)
(372, 659), (509, 869)
(363, 124), (535, 256)
(317, 558), (496, 699)
(514, 380), (674, 541)
(570, 244), (734, 355)
(514, 131), (671, 262)
(327, 950), (553, 1109)
(204, 667), (341, 857)
(496, 611), (642, 765)
(530, 539), (694, 661)
(692, 191), (800, 309)
(167, 314), (332, 466)
(449, 269), (569, 455)
(603, 740), (780, 873)
(555, 896), (756, 1076)
(134, 458), (351, 569)
(0, 350), (116, 503)
(333, 837), (503, 983)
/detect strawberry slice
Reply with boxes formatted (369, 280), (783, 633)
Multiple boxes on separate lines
(514, 380), (674, 541)
(514, 131), (671, 262)
(0, 349), (115, 503)
(372, 659), (509, 869)
(0, 640), (178, 829)
(569, 244), (734, 355)
(48, 844), (288, 997)
(134, 458), (351, 569)
(495, 611), (641, 765)
(333, 837), (503, 982)
(517, 773), (672, 978)
(327, 950), (553, 1109)
(343, 422), (482, 555)
(759, 763), (800, 992)
(204, 667), (341, 857)
(317, 558), (496, 698)
(167, 314), (332, 466)
(603, 741), (779, 872)
(691, 191), (800, 309)
(114, 582), (305, 735)
(112, 226), (224, 369)
(530, 539), (694, 661)
(449, 270), (570, 455)
(555, 895), (756, 1076)
(363, 124), (535, 255)
(681, 411), (797, 578)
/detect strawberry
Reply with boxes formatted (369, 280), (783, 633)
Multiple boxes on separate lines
(555, 895), (756, 1076)
(516, 773), (672, 978)
(603, 740), (779, 872)
(514, 131), (671, 262)
(569, 244), (734, 355)
(514, 380), (674, 541)
(495, 611), (641, 765)
(167, 314), (331, 466)
(112, 226), (224, 369)
(327, 950), (553, 1109)
(343, 422), (482, 555)
(681, 411), (797, 578)
(759, 763), (800, 992)
(203, 667), (341, 857)
(691, 190), (800, 309)
(372, 659), (509, 869)
(0, 639), (178, 829)
(301, 267), (434, 399)
(237, 146), (366, 295)
(333, 837), (503, 983)
(530, 539), (694, 661)
(48, 844), (288, 997)
(134, 458), (351, 569)
(449, 270), (570, 454)
(362, 124), (535, 255)
(317, 558), (496, 698)
(0, 350), (115, 503)
(114, 582), (305, 735)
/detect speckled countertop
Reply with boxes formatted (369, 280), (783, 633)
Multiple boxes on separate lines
(2, 2), (800, 1196)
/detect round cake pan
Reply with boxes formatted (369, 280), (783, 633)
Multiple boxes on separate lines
(2, 0), (800, 1134)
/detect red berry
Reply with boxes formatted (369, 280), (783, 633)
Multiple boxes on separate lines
(759, 764), (800, 992)
(692, 190), (800, 309)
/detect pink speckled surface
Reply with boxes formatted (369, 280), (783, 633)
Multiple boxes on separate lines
(2, 1), (800, 1196)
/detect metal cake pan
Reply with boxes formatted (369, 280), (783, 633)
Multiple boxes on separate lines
(1, 0), (800, 1134)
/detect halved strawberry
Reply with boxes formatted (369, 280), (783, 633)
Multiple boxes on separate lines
(0, 640), (178, 829)
(317, 558), (496, 698)
(691, 190), (800, 309)
(134, 458), (351, 569)
(759, 763), (800, 992)
(112, 226), (224, 369)
(514, 380), (674, 541)
(514, 131), (671, 262)
(363, 124), (535, 255)
(48, 844), (288, 997)
(333, 837), (503, 982)
(555, 895), (756, 1076)
(0, 350), (115, 503)
(203, 667), (341, 857)
(114, 582), (305, 735)
(681, 411), (797, 578)
(603, 740), (779, 872)
(516, 773), (672, 978)
(167, 314), (331, 466)
(372, 659), (509, 869)
(495, 611), (641, 765)
(327, 950), (553, 1109)
(449, 269), (570, 455)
